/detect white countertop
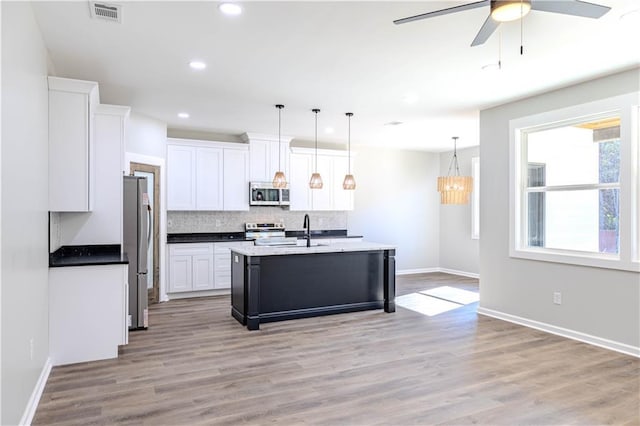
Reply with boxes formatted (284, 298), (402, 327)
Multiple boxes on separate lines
(230, 241), (396, 257)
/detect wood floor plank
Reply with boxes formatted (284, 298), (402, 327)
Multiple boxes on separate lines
(33, 273), (640, 425)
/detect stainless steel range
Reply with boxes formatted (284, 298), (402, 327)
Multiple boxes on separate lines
(245, 222), (298, 246)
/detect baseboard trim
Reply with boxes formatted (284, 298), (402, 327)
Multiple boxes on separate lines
(438, 268), (480, 279)
(167, 289), (230, 300)
(396, 267), (479, 279)
(396, 268), (439, 276)
(477, 307), (640, 358)
(19, 357), (52, 426)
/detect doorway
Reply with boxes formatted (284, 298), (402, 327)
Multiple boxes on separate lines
(130, 162), (161, 304)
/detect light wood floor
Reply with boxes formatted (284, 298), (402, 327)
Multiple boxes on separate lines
(34, 273), (639, 425)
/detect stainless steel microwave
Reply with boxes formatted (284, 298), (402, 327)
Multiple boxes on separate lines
(249, 182), (290, 206)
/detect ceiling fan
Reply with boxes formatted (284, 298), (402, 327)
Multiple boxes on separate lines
(393, 0), (611, 47)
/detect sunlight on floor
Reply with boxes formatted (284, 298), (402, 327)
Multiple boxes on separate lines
(396, 286), (479, 317)
(420, 286), (480, 305)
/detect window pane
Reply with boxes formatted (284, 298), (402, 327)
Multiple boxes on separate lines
(526, 117), (620, 187)
(599, 188), (619, 253)
(527, 189), (619, 254)
(599, 139), (620, 184)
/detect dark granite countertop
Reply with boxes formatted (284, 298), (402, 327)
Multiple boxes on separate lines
(167, 232), (250, 244)
(167, 230), (362, 244)
(286, 229), (363, 239)
(49, 244), (129, 267)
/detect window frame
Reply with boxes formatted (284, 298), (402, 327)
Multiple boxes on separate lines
(509, 93), (639, 272)
(471, 156), (480, 240)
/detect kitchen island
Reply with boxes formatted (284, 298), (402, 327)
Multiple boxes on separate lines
(230, 242), (396, 330)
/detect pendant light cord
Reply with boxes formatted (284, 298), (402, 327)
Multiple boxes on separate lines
(447, 137), (461, 176)
(346, 112), (353, 174)
(313, 109), (319, 173)
(520, 0), (524, 55)
(498, 29), (502, 69)
(276, 104), (283, 172)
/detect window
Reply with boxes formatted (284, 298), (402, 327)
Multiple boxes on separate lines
(471, 157), (480, 239)
(510, 93), (639, 272)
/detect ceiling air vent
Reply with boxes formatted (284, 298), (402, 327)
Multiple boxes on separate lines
(89, 2), (122, 23)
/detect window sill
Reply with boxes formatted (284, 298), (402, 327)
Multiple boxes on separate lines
(510, 248), (640, 272)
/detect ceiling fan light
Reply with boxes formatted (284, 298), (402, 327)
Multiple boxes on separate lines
(309, 173), (323, 189)
(491, 0), (531, 22)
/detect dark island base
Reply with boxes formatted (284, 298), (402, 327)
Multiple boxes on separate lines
(231, 249), (395, 330)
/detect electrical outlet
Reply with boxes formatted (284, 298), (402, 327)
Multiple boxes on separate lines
(167, 219), (173, 227)
(553, 292), (562, 305)
(30, 338), (34, 361)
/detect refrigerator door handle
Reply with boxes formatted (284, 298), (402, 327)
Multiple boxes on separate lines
(147, 207), (152, 247)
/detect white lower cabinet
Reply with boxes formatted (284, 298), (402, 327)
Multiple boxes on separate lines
(168, 255), (192, 292)
(49, 264), (128, 366)
(213, 241), (253, 289)
(192, 254), (215, 291)
(168, 244), (214, 293)
(168, 241), (252, 293)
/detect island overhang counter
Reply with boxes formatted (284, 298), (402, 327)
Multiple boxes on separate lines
(230, 242), (396, 330)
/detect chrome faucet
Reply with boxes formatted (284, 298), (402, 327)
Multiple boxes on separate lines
(303, 214), (311, 247)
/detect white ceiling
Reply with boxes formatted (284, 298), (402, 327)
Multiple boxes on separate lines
(31, 1), (640, 151)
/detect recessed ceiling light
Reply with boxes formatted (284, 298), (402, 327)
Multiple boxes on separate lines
(178, 113), (190, 119)
(403, 94), (419, 104)
(324, 127), (334, 134)
(219, 3), (242, 16)
(189, 61), (206, 70)
(384, 121), (403, 126)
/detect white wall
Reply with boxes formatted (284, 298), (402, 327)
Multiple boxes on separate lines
(126, 112), (167, 158)
(347, 147), (440, 272)
(1, 2), (51, 424)
(479, 68), (640, 350)
(439, 146), (480, 276)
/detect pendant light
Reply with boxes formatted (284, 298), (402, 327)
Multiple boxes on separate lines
(309, 108), (323, 189)
(437, 137), (473, 204)
(272, 104), (287, 188)
(342, 112), (356, 190)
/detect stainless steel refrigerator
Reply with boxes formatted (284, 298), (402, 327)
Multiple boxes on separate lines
(123, 176), (150, 330)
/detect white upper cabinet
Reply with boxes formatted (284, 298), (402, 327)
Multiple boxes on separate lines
(243, 133), (291, 183)
(167, 139), (249, 211)
(48, 76), (99, 212)
(311, 155), (333, 211)
(167, 144), (197, 210)
(67, 104), (129, 246)
(195, 147), (223, 210)
(289, 152), (313, 211)
(332, 155), (354, 211)
(289, 147), (355, 211)
(223, 147), (250, 211)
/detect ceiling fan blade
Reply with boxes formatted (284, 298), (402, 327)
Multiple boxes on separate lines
(530, 0), (611, 18)
(394, 0), (489, 25)
(471, 14), (500, 46)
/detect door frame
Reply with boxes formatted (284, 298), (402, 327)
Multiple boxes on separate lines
(130, 161), (161, 304)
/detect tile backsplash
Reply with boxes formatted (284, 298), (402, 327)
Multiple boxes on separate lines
(167, 208), (348, 233)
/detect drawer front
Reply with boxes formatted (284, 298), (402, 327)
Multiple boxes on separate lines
(170, 243), (213, 256)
